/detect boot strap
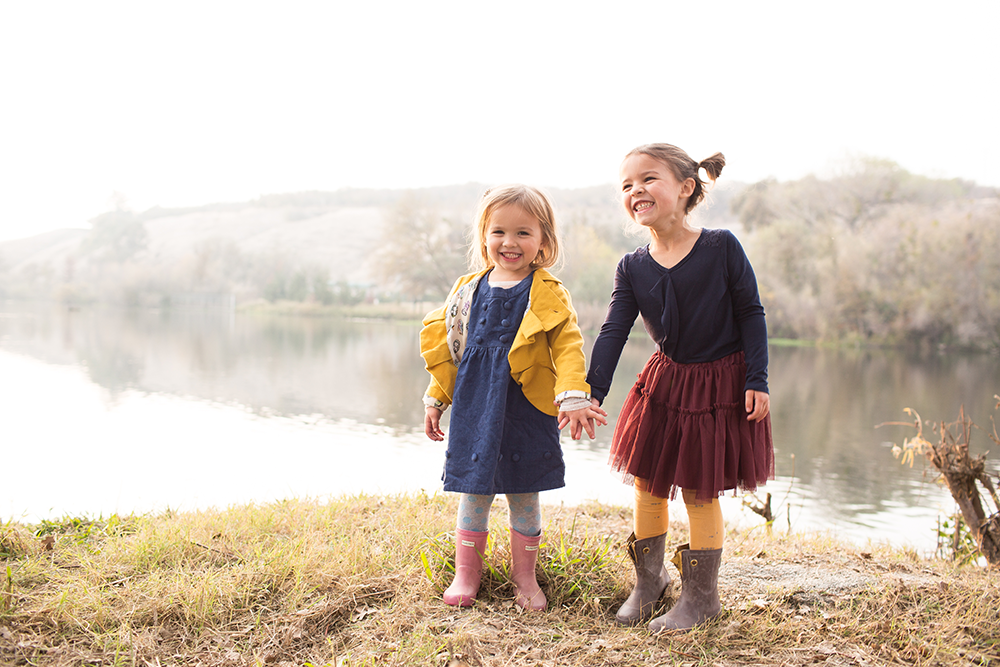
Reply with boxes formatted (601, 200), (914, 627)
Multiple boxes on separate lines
(670, 543), (690, 574)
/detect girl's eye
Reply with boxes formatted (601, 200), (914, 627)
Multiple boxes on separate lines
(622, 184), (632, 192)
(645, 176), (656, 182)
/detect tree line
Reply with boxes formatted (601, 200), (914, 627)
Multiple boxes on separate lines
(1, 159), (997, 350)
(734, 159), (999, 350)
(378, 159), (999, 351)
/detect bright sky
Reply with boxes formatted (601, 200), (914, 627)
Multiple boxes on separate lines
(1, 1), (997, 243)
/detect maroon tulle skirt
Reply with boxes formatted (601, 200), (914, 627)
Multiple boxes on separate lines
(609, 350), (773, 501)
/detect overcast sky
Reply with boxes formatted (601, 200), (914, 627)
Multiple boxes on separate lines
(1, 1), (997, 242)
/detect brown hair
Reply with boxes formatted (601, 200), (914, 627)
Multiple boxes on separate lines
(469, 184), (561, 271)
(625, 143), (725, 214)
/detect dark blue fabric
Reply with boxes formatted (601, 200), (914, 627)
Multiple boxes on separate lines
(587, 228), (769, 402)
(443, 272), (565, 494)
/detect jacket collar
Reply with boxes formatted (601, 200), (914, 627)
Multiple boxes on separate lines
(524, 268), (571, 336)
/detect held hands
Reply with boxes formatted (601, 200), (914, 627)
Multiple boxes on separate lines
(557, 397), (609, 440)
(745, 390), (770, 422)
(424, 406), (445, 441)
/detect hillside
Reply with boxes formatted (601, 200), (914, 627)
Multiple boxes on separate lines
(1, 199), (386, 286)
(0, 181), (740, 300)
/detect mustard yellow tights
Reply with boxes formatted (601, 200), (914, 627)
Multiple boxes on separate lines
(633, 479), (724, 550)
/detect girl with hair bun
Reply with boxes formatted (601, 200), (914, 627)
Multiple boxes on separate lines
(587, 144), (773, 632)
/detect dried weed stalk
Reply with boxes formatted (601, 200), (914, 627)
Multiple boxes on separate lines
(886, 397), (1000, 566)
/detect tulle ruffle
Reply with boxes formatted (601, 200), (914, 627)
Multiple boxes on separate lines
(609, 351), (773, 501)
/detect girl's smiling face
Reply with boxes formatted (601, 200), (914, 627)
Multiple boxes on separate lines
(620, 153), (695, 229)
(484, 204), (546, 282)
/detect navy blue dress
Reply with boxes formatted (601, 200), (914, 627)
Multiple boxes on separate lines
(442, 272), (565, 495)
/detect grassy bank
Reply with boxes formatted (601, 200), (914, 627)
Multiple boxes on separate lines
(2, 494), (997, 666)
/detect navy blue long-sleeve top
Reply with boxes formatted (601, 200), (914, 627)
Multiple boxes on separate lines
(587, 228), (769, 403)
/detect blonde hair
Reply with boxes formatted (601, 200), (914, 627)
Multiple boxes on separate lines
(625, 143), (725, 214)
(469, 184), (561, 271)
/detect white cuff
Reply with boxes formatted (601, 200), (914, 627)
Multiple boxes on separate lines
(555, 390), (590, 403)
(423, 394), (448, 412)
(557, 397), (592, 412)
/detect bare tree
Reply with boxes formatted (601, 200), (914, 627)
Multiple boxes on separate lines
(378, 194), (469, 301)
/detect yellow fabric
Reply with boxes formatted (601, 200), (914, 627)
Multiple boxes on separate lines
(633, 478), (669, 539)
(420, 268), (590, 416)
(682, 488), (724, 550)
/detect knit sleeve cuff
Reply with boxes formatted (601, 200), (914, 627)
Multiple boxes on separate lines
(555, 390), (591, 412)
(423, 394), (448, 412)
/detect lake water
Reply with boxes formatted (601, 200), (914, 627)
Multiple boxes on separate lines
(2, 302), (998, 556)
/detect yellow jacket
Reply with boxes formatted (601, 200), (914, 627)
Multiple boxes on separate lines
(420, 268), (590, 416)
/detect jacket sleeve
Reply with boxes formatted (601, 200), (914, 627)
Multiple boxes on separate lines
(547, 284), (591, 398)
(419, 280), (463, 408)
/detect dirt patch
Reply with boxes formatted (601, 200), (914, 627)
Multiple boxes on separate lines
(718, 551), (944, 621)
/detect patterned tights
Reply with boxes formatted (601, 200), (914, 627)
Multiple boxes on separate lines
(456, 493), (542, 536)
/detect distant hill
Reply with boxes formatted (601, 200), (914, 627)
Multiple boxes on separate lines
(0, 182), (742, 279)
(0, 181), (743, 308)
(1, 196), (391, 285)
(0, 228), (89, 271)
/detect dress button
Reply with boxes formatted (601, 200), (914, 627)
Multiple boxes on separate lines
(480, 318), (486, 325)
(543, 451), (552, 460)
(512, 453), (521, 462)
(445, 451), (451, 458)
(483, 303), (489, 311)
(472, 453), (479, 462)
(499, 334), (510, 343)
(501, 319), (510, 327)
(475, 336), (484, 344)
(503, 301), (513, 310)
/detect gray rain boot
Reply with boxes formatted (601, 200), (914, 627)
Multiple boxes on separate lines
(649, 545), (722, 632)
(615, 532), (673, 626)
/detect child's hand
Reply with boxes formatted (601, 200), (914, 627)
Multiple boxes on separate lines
(557, 399), (609, 440)
(745, 390), (770, 422)
(425, 406), (445, 441)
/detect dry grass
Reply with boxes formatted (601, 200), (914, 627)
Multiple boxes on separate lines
(1, 494), (998, 666)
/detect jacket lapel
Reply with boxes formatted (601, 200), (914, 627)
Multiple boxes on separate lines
(517, 270), (569, 344)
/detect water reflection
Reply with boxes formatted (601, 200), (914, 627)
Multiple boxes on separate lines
(2, 302), (997, 553)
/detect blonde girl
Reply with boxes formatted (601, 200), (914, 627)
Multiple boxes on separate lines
(420, 184), (607, 610)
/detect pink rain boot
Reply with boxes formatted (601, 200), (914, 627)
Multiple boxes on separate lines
(510, 529), (546, 611)
(443, 528), (488, 607)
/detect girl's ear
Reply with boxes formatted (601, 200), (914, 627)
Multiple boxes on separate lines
(533, 238), (549, 266)
(681, 177), (696, 197)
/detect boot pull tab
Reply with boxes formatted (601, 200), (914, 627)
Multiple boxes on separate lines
(670, 543), (690, 574)
(624, 532), (639, 562)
